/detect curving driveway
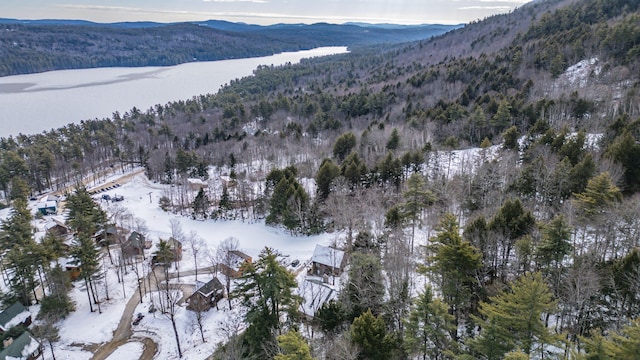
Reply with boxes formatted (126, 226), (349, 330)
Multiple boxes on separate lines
(90, 266), (218, 360)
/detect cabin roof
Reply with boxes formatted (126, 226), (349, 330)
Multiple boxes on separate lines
(194, 277), (223, 297)
(0, 331), (41, 359)
(0, 303), (30, 331)
(311, 244), (345, 268)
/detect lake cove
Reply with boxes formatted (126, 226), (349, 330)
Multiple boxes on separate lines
(0, 47), (348, 138)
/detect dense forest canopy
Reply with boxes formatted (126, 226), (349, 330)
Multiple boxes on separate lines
(2, 0), (640, 358)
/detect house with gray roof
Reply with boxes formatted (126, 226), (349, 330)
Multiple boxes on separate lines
(310, 244), (347, 276)
(0, 331), (43, 360)
(122, 231), (151, 260)
(0, 303), (31, 333)
(187, 277), (224, 312)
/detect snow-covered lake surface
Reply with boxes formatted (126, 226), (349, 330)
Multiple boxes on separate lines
(0, 47), (348, 138)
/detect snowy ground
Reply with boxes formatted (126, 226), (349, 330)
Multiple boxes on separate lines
(3, 138), (520, 359)
(30, 169), (336, 360)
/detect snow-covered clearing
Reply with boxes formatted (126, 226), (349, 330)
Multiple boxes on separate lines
(100, 171), (333, 263)
(22, 169), (335, 360)
(560, 57), (600, 88)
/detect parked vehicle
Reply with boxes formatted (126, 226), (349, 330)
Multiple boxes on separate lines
(132, 313), (144, 325)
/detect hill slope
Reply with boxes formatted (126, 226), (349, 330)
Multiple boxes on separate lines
(0, 19), (458, 76)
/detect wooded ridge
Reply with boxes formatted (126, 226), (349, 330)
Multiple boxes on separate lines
(0, 19), (457, 76)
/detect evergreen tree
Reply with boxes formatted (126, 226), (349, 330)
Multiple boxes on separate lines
(217, 184), (233, 219)
(274, 330), (314, 360)
(163, 151), (174, 183)
(315, 300), (348, 335)
(175, 148), (195, 176)
(66, 187), (107, 313)
(503, 351), (529, 360)
(66, 186), (107, 236)
(559, 131), (587, 166)
(333, 132), (357, 162)
(153, 237), (185, 356)
(192, 187), (210, 219)
(404, 285), (456, 360)
(606, 249), (640, 321)
(574, 172), (622, 219)
(0, 198), (33, 248)
(1, 198), (40, 305)
(38, 265), (74, 320)
(582, 318), (640, 359)
(568, 153), (596, 195)
(315, 158), (340, 201)
(341, 152), (368, 188)
(489, 198), (535, 278)
(536, 215), (572, 295)
(502, 125), (520, 150)
(490, 100), (512, 129)
(343, 252), (385, 319)
(375, 152), (402, 189)
(153, 239), (176, 267)
(426, 213), (482, 339)
(469, 272), (558, 359)
(577, 330), (610, 360)
(350, 309), (392, 360)
(266, 167), (309, 233)
(0, 150), (28, 203)
(41, 231), (68, 264)
(9, 177), (30, 201)
(235, 248), (301, 358)
(400, 149), (424, 175)
(606, 130), (640, 194)
(386, 128), (400, 151)
(470, 105), (488, 143)
(70, 233), (101, 313)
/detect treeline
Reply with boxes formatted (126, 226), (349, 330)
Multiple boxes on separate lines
(0, 23), (316, 76)
(0, 22), (455, 76)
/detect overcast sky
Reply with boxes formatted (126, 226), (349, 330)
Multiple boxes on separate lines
(0, 0), (530, 25)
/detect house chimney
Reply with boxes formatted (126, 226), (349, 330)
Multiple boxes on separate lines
(3, 337), (13, 348)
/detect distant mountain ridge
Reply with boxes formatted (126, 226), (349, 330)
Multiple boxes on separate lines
(0, 18), (459, 76)
(0, 17), (460, 30)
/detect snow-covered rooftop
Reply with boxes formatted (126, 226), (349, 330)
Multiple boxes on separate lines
(298, 277), (337, 317)
(310, 244), (345, 268)
(0, 303), (31, 331)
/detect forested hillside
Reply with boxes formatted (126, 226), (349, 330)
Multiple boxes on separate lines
(0, 20), (455, 76)
(2, 0), (640, 358)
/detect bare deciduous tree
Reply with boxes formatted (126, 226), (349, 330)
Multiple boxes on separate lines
(216, 237), (239, 309)
(185, 230), (205, 281)
(322, 331), (360, 360)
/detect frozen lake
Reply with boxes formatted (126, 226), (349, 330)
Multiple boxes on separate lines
(0, 47), (348, 138)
